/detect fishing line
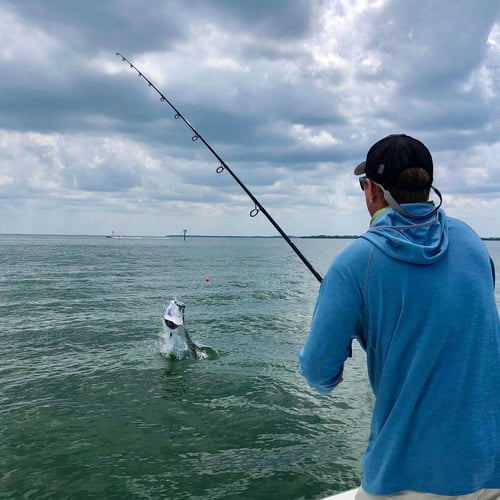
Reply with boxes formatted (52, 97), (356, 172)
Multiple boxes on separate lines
(116, 52), (323, 283)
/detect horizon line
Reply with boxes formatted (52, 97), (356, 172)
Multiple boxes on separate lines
(1, 233), (499, 241)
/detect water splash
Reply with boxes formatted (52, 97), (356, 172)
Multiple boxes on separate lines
(156, 329), (218, 360)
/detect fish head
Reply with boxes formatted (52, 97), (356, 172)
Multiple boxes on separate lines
(163, 299), (185, 327)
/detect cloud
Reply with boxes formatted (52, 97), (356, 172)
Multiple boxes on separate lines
(0, 0), (499, 237)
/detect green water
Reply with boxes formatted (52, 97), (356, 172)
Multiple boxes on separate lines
(1, 235), (498, 499)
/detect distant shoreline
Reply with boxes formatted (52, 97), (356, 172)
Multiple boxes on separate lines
(165, 234), (361, 239)
(1, 233), (499, 241)
(164, 234), (500, 241)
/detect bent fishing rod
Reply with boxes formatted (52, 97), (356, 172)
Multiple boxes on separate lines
(116, 52), (323, 283)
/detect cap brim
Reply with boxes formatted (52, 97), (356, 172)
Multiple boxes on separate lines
(354, 161), (366, 176)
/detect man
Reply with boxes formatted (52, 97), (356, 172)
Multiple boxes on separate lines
(299, 134), (500, 499)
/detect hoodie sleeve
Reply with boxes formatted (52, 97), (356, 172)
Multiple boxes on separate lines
(299, 247), (364, 395)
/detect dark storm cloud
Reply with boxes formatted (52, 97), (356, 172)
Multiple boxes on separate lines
(0, 0), (499, 236)
(0, 66), (174, 135)
(0, 0), (330, 165)
(1, 0), (184, 54)
(356, 0), (500, 140)
(363, 0), (499, 88)
(186, 0), (314, 40)
(68, 161), (142, 192)
(2, 0), (314, 57)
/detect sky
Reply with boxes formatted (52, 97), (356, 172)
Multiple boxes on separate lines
(1, 0), (500, 237)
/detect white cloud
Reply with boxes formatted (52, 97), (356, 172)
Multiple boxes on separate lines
(0, 7), (61, 63)
(0, 0), (498, 237)
(290, 124), (340, 148)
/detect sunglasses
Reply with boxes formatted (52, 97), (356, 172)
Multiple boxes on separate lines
(359, 176), (368, 191)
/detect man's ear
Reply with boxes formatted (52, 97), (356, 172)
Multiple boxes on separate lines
(367, 180), (388, 208)
(366, 179), (379, 203)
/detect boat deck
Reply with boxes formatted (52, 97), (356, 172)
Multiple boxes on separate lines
(323, 488), (358, 499)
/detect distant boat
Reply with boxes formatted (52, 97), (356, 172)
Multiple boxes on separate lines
(105, 231), (120, 238)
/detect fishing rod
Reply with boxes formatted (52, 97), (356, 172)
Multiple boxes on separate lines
(116, 52), (323, 283)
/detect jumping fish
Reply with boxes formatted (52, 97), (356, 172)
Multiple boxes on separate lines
(158, 299), (204, 360)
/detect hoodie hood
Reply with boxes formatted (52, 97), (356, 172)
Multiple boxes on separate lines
(360, 204), (449, 265)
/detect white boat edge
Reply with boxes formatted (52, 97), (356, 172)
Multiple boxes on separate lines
(323, 488), (358, 499)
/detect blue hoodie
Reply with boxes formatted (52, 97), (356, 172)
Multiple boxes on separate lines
(299, 205), (500, 495)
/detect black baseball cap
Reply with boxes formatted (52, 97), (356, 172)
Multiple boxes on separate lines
(354, 134), (433, 190)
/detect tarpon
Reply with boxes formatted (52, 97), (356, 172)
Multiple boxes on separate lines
(158, 299), (204, 360)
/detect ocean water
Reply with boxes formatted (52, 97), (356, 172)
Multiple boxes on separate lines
(1, 235), (499, 500)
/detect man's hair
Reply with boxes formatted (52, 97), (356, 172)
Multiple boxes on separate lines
(388, 168), (431, 203)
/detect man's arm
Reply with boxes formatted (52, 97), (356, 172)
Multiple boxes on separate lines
(299, 254), (363, 395)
